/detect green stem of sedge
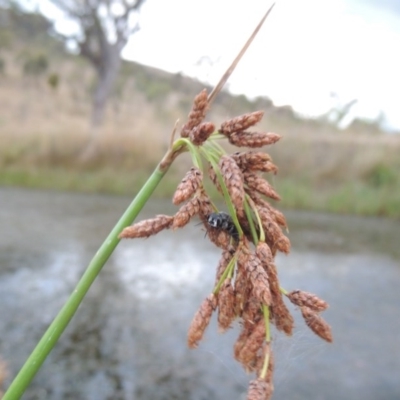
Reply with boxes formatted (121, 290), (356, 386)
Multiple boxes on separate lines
(175, 138), (202, 170)
(280, 286), (288, 296)
(243, 198), (258, 244)
(260, 304), (271, 380)
(3, 153), (176, 400)
(213, 255), (237, 294)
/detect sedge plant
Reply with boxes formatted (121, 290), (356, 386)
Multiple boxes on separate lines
(3, 4), (332, 400)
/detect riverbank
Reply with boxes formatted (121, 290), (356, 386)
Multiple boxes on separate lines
(1, 165), (399, 218)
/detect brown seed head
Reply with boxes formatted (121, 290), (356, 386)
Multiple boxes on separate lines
(256, 245), (288, 325)
(219, 111), (264, 135)
(187, 294), (217, 348)
(234, 324), (253, 362)
(229, 131), (281, 148)
(181, 89), (208, 137)
(244, 173), (280, 201)
(257, 206), (290, 254)
(217, 278), (236, 332)
(237, 318), (266, 367)
(250, 191), (287, 228)
(245, 254), (272, 306)
(301, 306), (333, 343)
(219, 155), (245, 211)
(242, 295), (263, 328)
(197, 190), (214, 220)
(189, 122), (215, 145)
(207, 227), (231, 249)
(172, 197), (200, 229)
(233, 257), (250, 317)
(255, 242), (273, 265)
(246, 378), (273, 400)
(208, 165), (221, 194)
(119, 215), (173, 239)
(256, 248), (294, 336)
(232, 151), (277, 174)
(287, 290), (329, 312)
(172, 167), (203, 205)
(271, 301), (294, 336)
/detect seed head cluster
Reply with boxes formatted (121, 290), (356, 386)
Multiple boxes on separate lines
(119, 90), (332, 399)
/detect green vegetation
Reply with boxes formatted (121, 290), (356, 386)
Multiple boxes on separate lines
(1, 165), (400, 218)
(277, 178), (400, 218)
(0, 166), (180, 198)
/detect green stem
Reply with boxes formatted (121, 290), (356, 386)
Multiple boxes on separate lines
(260, 304), (271, 380)
(3, 161), (171, 400)
(213, 255), (237, 294)
(243, 199), (258, 244)
(173, 138), (201, 169)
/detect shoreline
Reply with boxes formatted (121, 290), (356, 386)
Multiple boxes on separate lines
(2, 166), (398, 218)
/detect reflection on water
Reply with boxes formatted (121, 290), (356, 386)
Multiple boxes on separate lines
(0, 187), (399, 399)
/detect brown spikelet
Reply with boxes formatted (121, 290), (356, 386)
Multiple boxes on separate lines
(197, 190), (214, 219)
(234, 325), (252, 362)
(181, 89), (208, 137)
(231, 150), (271, 172)
(208, 165), (222, 194)
(119, 215), (173, 239)
(237, 319), (266, 367)
(172, 197), (200, 229)
(271, 301), (294, 336)
(255, 241), (273, 264)
(257, 249), (294, 336)
(301, 306), (333, 343)
(233, 257), (250, 317)
(229, 131), (281, 148)
(244, 254), (271, 306)
(247, 378), (273, 400)
(244, 173), (280, 201)
(172, 167), (203, 205)
(189, 122), (215, 145)
(257, 207), (290, 254)
(219, 155), (245, 211)
(242, 295), (263, 327)
(215, 246), (236, 284)
(250, 191), (287, 228)
(187, 294), (217, 348)
(217, 278), (236, 332)
(255, 243), (294, 335)
(287, 290), (329, 312)
(207, 227), (231, 249)
(220, 111), (264, 135)
(256, 245), (284, 303)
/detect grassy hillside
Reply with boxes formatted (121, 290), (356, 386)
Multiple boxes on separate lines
(0, 6), (399, 217)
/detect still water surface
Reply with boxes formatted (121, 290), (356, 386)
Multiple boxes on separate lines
(0, 187), (399, 399)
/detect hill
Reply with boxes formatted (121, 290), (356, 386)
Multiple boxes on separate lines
(0, 5), (399, 217)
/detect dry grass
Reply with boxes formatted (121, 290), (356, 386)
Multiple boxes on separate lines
(1, 55), (399, 217)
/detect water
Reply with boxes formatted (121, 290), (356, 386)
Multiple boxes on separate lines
(0, 187), (399, 399)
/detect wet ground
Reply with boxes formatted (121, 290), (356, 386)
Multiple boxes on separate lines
(0, 187), (399, 399)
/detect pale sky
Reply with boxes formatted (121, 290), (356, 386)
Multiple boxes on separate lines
(41, 0), (400, 131)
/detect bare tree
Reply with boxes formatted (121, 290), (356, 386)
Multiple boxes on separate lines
(50, 0), (145, 127)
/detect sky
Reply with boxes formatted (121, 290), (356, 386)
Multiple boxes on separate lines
(39, 0), (400, 131)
